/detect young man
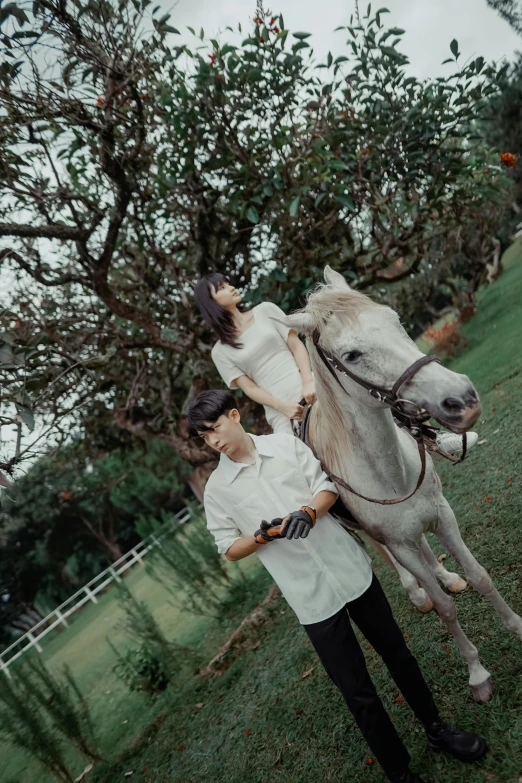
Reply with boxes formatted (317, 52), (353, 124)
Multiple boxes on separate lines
(187, 390), (487, 783)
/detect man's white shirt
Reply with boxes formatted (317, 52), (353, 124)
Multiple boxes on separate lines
(203, 433), (373, 625)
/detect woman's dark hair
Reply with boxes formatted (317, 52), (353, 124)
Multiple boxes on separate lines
(193, 273), (243, 348)
(187, 390), (238, 436)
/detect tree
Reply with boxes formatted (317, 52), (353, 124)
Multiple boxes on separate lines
(0, 437), (190, 644)
(479, 54), (522, 248)
(486, 0), (522, 34)
(0, 1), (510, 483)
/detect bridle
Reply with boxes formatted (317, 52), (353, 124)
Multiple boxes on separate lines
(309, 327), (467, 505)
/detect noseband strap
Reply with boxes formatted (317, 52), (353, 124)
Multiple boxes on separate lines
(310, 328), (441, 505)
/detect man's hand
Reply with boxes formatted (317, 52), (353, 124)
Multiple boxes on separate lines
(254, 518), (285, 544)
(256, 506), (317, 544)
(279, 506), (317, 539)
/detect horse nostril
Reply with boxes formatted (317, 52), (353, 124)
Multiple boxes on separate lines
(441, 396), (465, 416)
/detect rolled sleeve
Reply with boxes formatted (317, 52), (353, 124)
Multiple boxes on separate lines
(203, 491), (242, 555)
(292, 436), (338, 498)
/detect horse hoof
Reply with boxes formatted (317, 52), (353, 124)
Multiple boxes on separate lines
(471, 677), (494, 703)
(447, 577), (468, 593)
(417, 597), (434, 613)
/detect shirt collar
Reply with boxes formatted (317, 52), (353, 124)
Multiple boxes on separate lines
(218, 434), (275, 484)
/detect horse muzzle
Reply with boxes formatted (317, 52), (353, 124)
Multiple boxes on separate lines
(426, 389), (482, 433)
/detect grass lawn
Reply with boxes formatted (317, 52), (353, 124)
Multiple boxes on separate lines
(2, 251), (522, 783)
(0, 548), (266, 783)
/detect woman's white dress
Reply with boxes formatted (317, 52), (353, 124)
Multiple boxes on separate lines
(211, 302), (303, 435)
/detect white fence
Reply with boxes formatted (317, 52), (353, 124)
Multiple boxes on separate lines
(0, 506), (193, 677)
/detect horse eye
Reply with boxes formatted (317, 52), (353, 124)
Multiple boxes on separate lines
(343, 350), (363, 363)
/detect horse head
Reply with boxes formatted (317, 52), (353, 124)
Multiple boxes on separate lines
(273, 265), (481, 433)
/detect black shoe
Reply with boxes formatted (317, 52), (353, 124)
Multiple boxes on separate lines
(425, 719), (488, 762)
(388, 771), (431, 783)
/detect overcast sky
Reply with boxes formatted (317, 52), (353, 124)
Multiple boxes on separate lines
(168, 0), (521, 78)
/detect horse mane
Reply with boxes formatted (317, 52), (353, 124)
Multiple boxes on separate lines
(304, 284), (380, 335)
(302, 284), (382, 476)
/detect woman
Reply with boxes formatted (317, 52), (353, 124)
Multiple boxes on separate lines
(194, 272), (477, 457)
(194, 273), (314, 435)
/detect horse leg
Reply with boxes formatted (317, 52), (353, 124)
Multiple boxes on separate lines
(376, 542), (433, 613)
(420, 535), (468, 593)
(385, 540), (493, 702)
(435, 501), (522, 640)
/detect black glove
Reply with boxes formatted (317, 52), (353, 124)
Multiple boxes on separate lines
(279, 506), (316, 540)
(254, 518), (285, 544)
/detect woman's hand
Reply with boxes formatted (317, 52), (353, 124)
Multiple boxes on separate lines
(277, 400), (305, 420)
(302, 379), (316, 405)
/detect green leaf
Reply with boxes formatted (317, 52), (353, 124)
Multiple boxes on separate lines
(292, 41), (310, 52)
(315, 193), (327, 208)
(220, 44), (237, 56)
(248, 68), (262, 81)
(0, 344), (14, 364)
(187, 26), (195, 35)
(335, 194), (355, 211)
(376, 7), (390, 12)
(271, 267), (287, 282)
(15, 403), (35, 432)
(334, 56), (349, 64)
(450, 39), (459, 58)
(292, 32), (312, 40)
(12, 30), (38, 38)
(289, 197), (300, 217)
(327, 51), (333, 67)
(388, 27), (405, 35)
(328, 159), (350, 170)
(246, 205), (259, 224)
(160, 326), (179, 342)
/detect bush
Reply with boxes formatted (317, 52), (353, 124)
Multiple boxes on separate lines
(111, 642), (171, 694)
(424, 320), (467, 358)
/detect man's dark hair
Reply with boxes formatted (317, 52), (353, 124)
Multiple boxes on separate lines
(187, 389), (238, 436)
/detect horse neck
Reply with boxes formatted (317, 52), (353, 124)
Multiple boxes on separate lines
(311, 379), (417, 496)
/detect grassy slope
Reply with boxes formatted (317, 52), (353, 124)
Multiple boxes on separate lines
(0, 552), (265, 783)
(2, 255), (522, 783)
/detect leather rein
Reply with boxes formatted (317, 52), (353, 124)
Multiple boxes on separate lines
(309, 328), (447, 506)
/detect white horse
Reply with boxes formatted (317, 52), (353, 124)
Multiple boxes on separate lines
(276, 266), (522, 702)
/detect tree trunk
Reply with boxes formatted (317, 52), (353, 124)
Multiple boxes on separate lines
(79, 517), (124, 561)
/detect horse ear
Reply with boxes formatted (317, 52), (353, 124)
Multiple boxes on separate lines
(324, 265), (352, 290)
(269, 312), (316, 335)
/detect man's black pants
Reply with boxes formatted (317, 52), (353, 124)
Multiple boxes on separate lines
(303, 574), (439, 780)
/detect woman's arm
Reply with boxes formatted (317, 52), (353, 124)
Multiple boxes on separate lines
(235, 374), (304, 420)
(286, 332), (316, 403)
